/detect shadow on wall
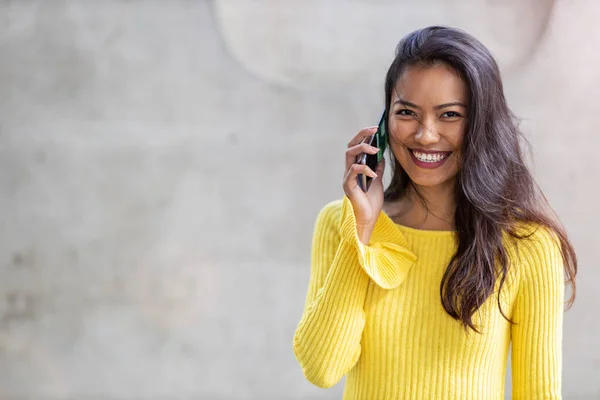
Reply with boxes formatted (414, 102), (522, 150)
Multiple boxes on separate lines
(212, 0), (554, 89)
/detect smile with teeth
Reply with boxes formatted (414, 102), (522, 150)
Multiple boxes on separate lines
(410, 150), (451, 163)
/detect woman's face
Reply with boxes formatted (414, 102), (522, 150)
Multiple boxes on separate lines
(388, 63), (469, 190)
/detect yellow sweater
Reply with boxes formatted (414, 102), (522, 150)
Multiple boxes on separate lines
(293, 196), (564, 400)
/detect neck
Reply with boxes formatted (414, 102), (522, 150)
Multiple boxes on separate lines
(390, 181), (457, 231)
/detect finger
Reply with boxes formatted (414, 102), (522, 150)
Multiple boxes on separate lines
(347, 126), (379, 148)
(344, 163), (378, 183)
(345, 143), (379, 172)
(343, 164), (377, 194)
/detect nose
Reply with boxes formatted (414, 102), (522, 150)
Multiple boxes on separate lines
(414, 118), (440, 146)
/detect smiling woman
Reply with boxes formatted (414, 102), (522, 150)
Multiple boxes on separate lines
(292, 26), (577, 400)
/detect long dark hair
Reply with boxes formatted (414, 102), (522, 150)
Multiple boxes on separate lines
(383, 26), (577, 332)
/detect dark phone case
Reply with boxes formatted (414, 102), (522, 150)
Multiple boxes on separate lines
(357, 112), (388, 192)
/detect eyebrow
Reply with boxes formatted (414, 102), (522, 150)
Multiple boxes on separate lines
(393, 99), (467, 110)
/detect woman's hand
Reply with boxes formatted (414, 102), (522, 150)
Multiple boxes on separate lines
(343, 126), (386, 244)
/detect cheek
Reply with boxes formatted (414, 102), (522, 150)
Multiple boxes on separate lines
(388, 121), (416, 146)
(450, 121), (467, 149)
(447, 153), (461, 172)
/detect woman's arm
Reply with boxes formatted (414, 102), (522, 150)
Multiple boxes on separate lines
(511, 228), (565, 399)
(292, 196), (416, 388)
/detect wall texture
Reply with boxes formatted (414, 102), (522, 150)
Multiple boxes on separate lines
(1, 1), (599, 399)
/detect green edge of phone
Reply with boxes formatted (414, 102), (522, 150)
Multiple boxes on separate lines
(357, 111), (388, 192)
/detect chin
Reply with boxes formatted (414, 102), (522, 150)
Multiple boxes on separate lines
(397, 156), (459, 189)
(407, 174), (456, 189)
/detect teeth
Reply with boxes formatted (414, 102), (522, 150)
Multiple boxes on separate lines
(412, 151), (449, 163)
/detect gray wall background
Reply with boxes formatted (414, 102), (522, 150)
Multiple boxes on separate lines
(1, 0), (599, 399)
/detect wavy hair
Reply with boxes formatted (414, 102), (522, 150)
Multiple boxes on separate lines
(382, 26), (577, 332)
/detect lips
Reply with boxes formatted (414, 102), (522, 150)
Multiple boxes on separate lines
(408, 148), (452, 169)
(410, 149), (451, 163)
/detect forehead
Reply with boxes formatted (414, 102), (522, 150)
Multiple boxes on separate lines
(393, 63), (469, 104)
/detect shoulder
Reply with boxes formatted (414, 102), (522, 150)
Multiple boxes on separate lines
(508, 222), (564, 280)
(511, 222), (561, 254)
(312, 198), (344, 237)
(316, 198), (344, 223)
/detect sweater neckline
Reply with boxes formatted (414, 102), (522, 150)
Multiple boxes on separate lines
(394, 222), (457, 238)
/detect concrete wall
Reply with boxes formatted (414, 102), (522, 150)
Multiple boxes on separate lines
(1, 1), (598, 399)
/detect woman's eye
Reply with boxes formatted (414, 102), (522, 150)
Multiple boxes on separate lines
(441, 111), (462, 118)
(396, 109), (414, 116)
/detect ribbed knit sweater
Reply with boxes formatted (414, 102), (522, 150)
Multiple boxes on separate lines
(293, 196), (564, 399)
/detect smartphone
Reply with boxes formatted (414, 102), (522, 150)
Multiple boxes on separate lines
(356, 111), (388, 192)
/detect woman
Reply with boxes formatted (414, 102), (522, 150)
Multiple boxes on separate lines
(292, 26), (577, 399)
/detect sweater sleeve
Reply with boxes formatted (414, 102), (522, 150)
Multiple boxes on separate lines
(511, 227), (565, 399)
(292, 196), (417, 388)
